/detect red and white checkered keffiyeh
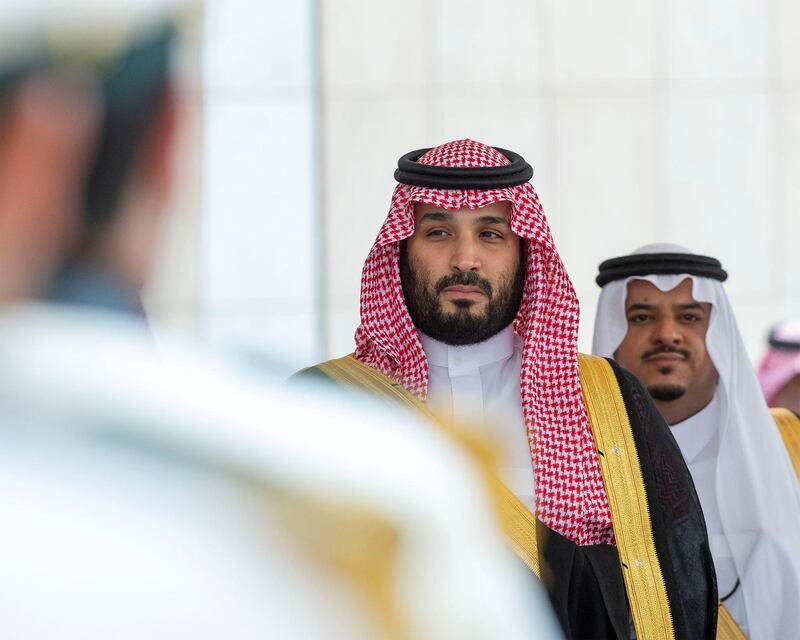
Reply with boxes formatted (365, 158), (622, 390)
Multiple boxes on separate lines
(355, 139), (613, 546)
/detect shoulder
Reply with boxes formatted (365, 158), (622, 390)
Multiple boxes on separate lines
(290, 354), (357, 385)
(587, 355), (700, 521)
(770, 407), (800, 480)
(578, 354), (664, 428)
(577, 354), (647, 418)
(583, 354), (675, 447)
(771, 406), (800, 424)
(577, 353), (645, 396)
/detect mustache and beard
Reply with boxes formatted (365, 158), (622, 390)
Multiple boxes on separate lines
(399, 242), (525, 346)
(641, 345), (692, 402)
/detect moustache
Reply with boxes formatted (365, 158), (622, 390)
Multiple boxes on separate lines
(434, 272), (493, 297)
(641, 345), (691, 360)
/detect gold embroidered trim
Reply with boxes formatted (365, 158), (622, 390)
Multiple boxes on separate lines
(717, 602), (747, 640)
(312, 355), (541, 577)
(269, 490), (405, 639)
(578, 354), (675, 640)
(315, 355), (428, 415)
(771, 407), (800, 482)
(492, 476), (540, 576)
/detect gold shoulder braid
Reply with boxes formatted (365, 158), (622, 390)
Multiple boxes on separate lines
(771, 407), (800, 482)
(579, 355), (747, 640)
(313, 355), (541, 576)
(709, 408), (800, 640)
(716, 604), (747, 640)
(577, 354), (675, 640)
(267, 487), (405, 639)
(314, 355), (426, 415)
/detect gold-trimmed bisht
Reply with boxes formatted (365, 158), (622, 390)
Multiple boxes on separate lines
(579, 355), (746, 640)
(771, 407), (800, 482)
(309, 354), (732, 639)
(309, 355), (542, 575)
(577, 354), (675, 640)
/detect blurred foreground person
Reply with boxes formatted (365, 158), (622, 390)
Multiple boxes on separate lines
(298, 140), (717, 639)
(0, 5), (557, 638)
(1, 5), (176, 315)
(0, 313), (559, 639)
(0, 35), (99, 301)
(593, 243), (800, 639)
(758, 321), (800, 415)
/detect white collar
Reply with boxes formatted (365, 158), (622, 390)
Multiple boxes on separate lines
(419, 325), (517, 376)
(670, 391), (721, 463)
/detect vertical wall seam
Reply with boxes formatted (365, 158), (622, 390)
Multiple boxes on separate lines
(310, 0), (329, 359)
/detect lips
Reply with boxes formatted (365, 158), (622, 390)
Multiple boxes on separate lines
(443, 286), (484, 295)
(644, 353), (686, 364)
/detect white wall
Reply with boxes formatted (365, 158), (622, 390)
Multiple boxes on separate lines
(146, 1), (322, 376)
(143, 7), (204, 340)
(185, 0), (322, 374)
(147, 0), (800, 370)
(319, 0), (800, 363)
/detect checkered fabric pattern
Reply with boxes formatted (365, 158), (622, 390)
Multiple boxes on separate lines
(354, 139), (613, 546)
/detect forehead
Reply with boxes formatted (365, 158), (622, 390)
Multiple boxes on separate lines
(625, 278), (697, 304)
(413, 200), (513, 223)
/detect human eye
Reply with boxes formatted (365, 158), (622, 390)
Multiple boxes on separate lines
(480, 229), (504, 240)
(425, 228), (450, 239)
(681, 313), (701, 322)
(627, 313), (651, 324)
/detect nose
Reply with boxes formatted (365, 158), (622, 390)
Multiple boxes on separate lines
(450, 235), (481, 272)
(652, 317), (682, 345)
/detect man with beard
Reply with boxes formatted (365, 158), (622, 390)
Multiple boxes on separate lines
(593, 243), (800, 639)
(298, 140), (718, 639)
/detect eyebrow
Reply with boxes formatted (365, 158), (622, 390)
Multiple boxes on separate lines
(625, 302), (705, 313)
(476, 215), (510, 226)
(676, 302), (704, 311)
(418, 211), (453, 223)
(417, 211), (510, 226)
(625, 303), (655, 313)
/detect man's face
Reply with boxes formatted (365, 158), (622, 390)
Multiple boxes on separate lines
(614, 278), (718, 422)
(0, 74), (99, 301)
(400, 201), (524, 346)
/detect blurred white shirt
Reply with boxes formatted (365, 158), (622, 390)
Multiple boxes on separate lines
(0, 303), (561, 640)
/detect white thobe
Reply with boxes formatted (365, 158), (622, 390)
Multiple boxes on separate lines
(671, 392), (748, 635)
(419, 326), (535, 512)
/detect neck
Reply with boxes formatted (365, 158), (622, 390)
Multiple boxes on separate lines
(418, 324), (517, 370)
(658, 386), (716, 426)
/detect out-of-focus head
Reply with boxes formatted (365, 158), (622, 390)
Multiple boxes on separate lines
(0, 68), (99, 302)
(758, 320), (800, 414)
(0, 0), (185, 303)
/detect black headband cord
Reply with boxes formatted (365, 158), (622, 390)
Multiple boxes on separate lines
(394, 147), (534, 190)
(768, 333), (800, 351)
(595, 253), (728, 287)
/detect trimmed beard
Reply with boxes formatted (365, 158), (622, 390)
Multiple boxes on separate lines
(399, 242), (525, 346)
(647, 384), (687, 402)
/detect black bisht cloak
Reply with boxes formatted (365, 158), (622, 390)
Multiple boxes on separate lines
(294, 358), (718, 640)
(536, 360), (717, 639)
